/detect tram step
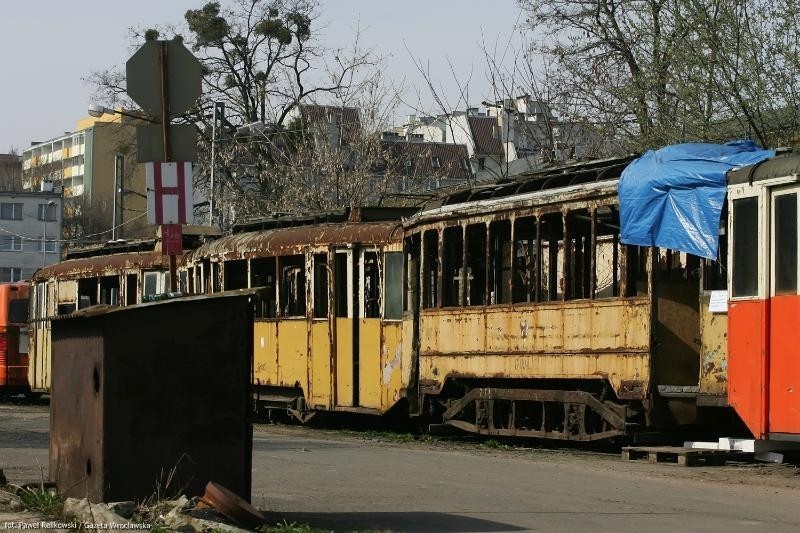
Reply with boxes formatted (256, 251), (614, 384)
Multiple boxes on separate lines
(621, 446), (748, 467)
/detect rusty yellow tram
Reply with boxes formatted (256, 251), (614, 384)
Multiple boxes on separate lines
(180, 210), (414, 419)
(28, 242), (173, 393)
(402, 157), (729, 440)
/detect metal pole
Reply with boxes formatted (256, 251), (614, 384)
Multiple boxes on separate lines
(112, 154), (121, 240)
(117, 155), (125, 241)
(42, 216), (46, 267)
(210, 102), (217, 227)
(160, 41), (178, 292)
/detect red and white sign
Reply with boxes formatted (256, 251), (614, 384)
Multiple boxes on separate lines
(161, 224), (183, 256)
(146, 162), (193, 225)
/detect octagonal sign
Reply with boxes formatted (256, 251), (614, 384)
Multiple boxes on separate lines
(126, 40), (202, 119)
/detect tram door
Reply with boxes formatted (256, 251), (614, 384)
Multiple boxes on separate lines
(358, 249), (383, 409)
(768, 186), (800, 434)
(333, 249), (355, 406)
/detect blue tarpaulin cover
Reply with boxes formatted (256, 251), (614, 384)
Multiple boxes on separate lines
(618, 141), (774, 259)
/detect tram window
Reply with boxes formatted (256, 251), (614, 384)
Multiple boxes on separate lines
(201, 259), (211, 294)
(9, 299), (28, 324)
(732, 197), (759, 297)
(774, 193), (797, 294)
(539, 213), (564, 301)
(250, 257), (277, 318)
(703, 240), (728, 291)
(423, 230), (439, 308)
(99, 276), (120, 306)
(211, 262), (221, 293)
(489, 220), (512, 304)
(385, 252), (403, 319)
(625, 246), (650, 297)
(363, 251), (381, 318)
(466, 224), (487, 306)
(224, 259), (248, 290)
(78, 278), (98, 308)
(594, 207), (622, 298)
(442, 226), (463, 307)
(279, 255), (306, 317)
(512, 217), (536, 303)
(703, 204), (728, 291)
(404, 235), (420, 313)
(334, 253), (350, 318)
(565, 210), (592, 300)
(57, 303), (76, 315)
(313, 254), (328, 319)
(125, 274), (137, 305)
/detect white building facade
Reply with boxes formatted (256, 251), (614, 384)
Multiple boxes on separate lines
(0, 190), (63, 281)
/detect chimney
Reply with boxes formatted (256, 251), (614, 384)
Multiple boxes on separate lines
(41, 179), (53, 192)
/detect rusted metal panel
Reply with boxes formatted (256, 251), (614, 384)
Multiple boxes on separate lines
(187, 222), (403, 263)
(49, 293), (253, 503)
(381, 322), (404, 411)
(32, 251), (172, 282)
(310, 321), (331, 408)
(418, 299), (652, 398)
(358, 318), (382, 409)
(405, 181), (619, 230)
(335, 317), (354, 406)
(253, 320), (278, 386)
(698, 292), (728, 398)
(277, 320), (308, 388)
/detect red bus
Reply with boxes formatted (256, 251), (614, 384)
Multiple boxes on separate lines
(0, 282), (30, 394)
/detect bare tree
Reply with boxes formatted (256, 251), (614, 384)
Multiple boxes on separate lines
(86, 0), (404, 223)
(518, 0), (800, 151)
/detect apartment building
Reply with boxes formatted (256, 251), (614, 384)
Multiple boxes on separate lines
(22, 113), (150, 245)
(0, 153), (22, 191)
(0, 190), (62, 281)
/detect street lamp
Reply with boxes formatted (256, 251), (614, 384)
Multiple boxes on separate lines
(87, 104), (158, 123)
(42, 200), (56, 267)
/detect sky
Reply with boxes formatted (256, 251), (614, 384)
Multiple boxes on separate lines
(0, 0), (523, 153)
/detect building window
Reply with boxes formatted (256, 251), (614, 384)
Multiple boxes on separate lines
(478, 157), (486, 171)
(0, 203), (23, 220)
(0, 267), (22, 282)
(40, 237), (57, 253)
(431, 156), (441, 169)
(0, 236), (23, 252)
(38, 203), (57, 221)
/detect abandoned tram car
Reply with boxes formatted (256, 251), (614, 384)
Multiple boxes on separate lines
(27, 159), (729, 442)
(180, 212), (411, 419)
(402, 157), (725, 440)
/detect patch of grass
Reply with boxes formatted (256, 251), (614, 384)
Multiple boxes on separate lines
(361, 430), (416, 442)
(480, 439), (506, 449)
(260, 520), (332, 532)
(15, 485), (63, 516)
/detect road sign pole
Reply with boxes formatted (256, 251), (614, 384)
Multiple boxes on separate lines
(159, 41), (178, 293)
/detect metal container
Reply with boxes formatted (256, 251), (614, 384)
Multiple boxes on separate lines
(49, 292), (254, 502)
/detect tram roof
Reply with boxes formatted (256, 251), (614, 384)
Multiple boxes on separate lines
(189, 221), (404, 261)
(33, 250), (171, 282)
(406, 156), (633, 227)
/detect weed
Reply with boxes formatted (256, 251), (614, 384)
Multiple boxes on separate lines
(15, 485), (63, 516)
(362, 430), (415, 443)
(481, 439), (505, 449)
(259, 520), (332, 532)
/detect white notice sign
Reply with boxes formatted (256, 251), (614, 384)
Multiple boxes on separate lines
(708, 290), (728, 313)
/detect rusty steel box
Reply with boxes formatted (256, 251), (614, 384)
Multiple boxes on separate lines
(49, 292), (253, 503)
